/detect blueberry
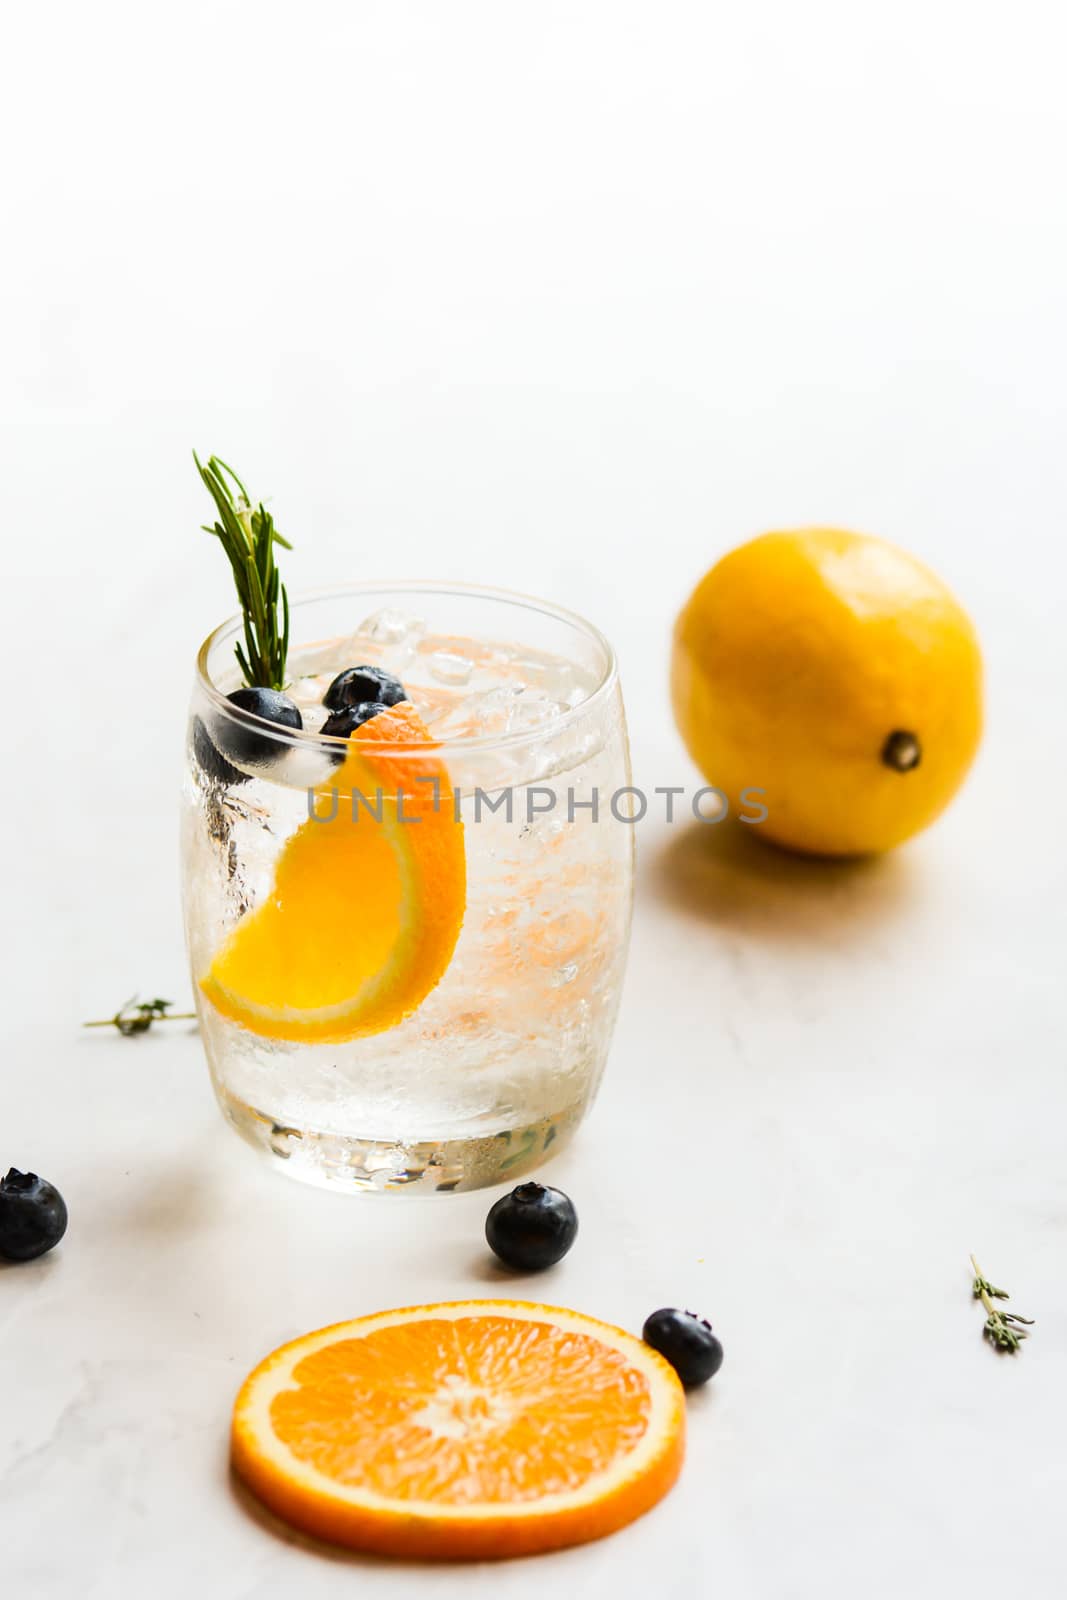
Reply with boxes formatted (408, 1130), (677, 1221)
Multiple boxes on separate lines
(191, 715), (242, 784)
(323, 665), (408, 713)
(642, 1308), (723, 1387)
(194, 687), (303, 783)
(321, 702), (391, 761)
(221, 687), (303, 764)
(485, 1182), (578, 1270)
(0, 1169), (68, 1262)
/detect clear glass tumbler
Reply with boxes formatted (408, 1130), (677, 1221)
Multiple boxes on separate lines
(181, 583), (633, 1193)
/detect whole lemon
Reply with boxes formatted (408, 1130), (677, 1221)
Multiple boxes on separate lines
(671, 528), (983, 855)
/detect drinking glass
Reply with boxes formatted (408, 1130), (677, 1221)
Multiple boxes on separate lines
(181, 582), (633, 1193)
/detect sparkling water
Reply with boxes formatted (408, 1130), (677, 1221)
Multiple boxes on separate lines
(182, 602), (633, 1193)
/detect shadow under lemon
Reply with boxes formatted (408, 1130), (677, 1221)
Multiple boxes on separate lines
(650, 816), (924, 948)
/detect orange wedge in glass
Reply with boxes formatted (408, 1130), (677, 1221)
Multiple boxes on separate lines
(200, 703), (466, 1043)
(231, 1300), (686, 1560)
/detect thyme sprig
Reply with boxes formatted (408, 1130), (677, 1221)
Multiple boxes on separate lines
(970, 1254), (1034, 1353)
(194, 452), (292, 689)
(83, 997), (196, 1037)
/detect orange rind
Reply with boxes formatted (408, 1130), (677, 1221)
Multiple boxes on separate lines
(232, 1300), (686, 1560)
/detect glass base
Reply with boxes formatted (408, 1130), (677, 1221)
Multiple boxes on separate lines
(214, 1082), (584, 1194)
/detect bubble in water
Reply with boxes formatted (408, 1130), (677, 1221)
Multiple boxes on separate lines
(429, 650), (474, 686)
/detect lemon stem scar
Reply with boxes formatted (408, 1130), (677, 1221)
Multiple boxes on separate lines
(881, 729), (922, 772)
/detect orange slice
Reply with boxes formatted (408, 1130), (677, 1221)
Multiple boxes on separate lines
(201, 703), (466, 1043)
(232, 1300), (686, 1560)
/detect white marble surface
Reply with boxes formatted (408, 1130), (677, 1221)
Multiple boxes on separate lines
(2, 4), (1066, 1595)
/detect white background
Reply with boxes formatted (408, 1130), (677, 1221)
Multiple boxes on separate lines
(2, 3), (1065, 1596)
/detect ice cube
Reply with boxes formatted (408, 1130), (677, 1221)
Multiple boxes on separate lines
(354, 608), (427, 679)
(418, 700), (453, 728)
(515, 656), (578, 704)
(279, 741), (337, 791)
(429, 650), (474, 687)
(425, 686), (524, 739)
(508, 688), (563, 732)
(478, 685), (523, 732)
(287, 674), (332, 709)
(430, 684), (565, 738)
(358, 608), (426, 648)
(416, 693), (495, 740)
(296, 702), (330, 734)
(289, 636), (365, 678)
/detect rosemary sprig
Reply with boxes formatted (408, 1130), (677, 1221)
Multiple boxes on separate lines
(970, 1254), (1035, 1353)
(83, 997), (196, 1037)
(194, 452), (292, 689)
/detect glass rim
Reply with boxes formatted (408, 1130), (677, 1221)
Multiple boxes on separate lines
(194, 578), (619, 757)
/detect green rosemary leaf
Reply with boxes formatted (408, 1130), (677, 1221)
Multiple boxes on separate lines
(210, 455), (251, 503)
(193, 451), (292, 689)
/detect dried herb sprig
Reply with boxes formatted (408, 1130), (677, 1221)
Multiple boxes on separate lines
(194, 452), (292, 690)
(970, 1254), (1035, 1353)
(83, 997), (196, 1037)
